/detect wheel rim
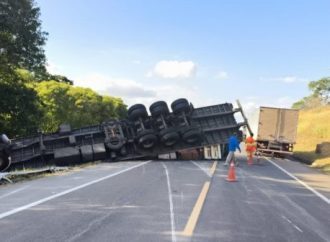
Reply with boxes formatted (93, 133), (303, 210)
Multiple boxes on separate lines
(140, 138), (155, 148)
(162, 132), (179, 146)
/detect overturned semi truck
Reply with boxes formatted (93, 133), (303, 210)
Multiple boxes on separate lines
(0, 98), (249, 172)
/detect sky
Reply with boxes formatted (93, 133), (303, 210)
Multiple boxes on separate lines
(37, 0), (330, 119)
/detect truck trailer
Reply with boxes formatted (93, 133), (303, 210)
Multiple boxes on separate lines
(0, 98), (249, 172)
(256, 106), (299, 156)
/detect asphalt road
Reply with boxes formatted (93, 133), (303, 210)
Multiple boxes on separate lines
(0, 156), (329, 242)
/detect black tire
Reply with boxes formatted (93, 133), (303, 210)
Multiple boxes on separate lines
(182, 127), (202, 144)
(171, 98), (190, 114)
(137, 129), (157, 149)
(159, 128), (179, 146)
(120, 146), (127, 155)
(128, 104), (148, 121)
(150, 101), (169, 117)
(107, 136), (124, 150)
(178, 126), (195, 134)
(0, 153), (11, 172)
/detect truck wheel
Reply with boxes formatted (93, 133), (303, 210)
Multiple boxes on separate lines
(0, 153), (11, 172)
(182, 127), (202, 144)
(128, 104), (148, 121)
(120, 146), (127, 155)
(150, 101), (169, 117)
(160, 128), (179, 146)
(107, 136), (124, 150)
(137, 129), (157, 149)
(171, 98), (190, 114)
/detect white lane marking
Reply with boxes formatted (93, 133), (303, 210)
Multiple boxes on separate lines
(0, 186), (29, 199)
(162, 163), (177, 242)
(281, 215), (292, 224)
(191, 161), (211, 177)
(281, 215), (303, 233)
(0, 161), (151, 220)
(264, 157), (330, 205)
(293, 224), (303, 233)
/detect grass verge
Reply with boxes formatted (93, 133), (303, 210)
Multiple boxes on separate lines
(294, 106), (330, 174)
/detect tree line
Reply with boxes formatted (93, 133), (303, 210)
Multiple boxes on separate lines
(292, 77), (330, 109)
(0, 0), (127, 137)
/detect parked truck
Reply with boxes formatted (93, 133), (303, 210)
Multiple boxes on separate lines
(256, 106), (299, 156)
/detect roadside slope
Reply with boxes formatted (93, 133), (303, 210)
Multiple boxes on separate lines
(294, 106), (330, 173)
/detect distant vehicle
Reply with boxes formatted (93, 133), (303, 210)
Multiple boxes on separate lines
(256, 107), (299, 156)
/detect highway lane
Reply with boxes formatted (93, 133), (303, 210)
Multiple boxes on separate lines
(0, 157), (329, 242)
(195, 158), (330, 242)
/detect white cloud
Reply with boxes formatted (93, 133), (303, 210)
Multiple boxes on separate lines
(149, 85), (215, 107)
(242, 101), (259, 114)
(117, 83), (215, 108)
(74, 73), (216, 108)
(239, 101), (260, 135)
(148, 60), (197, 79)
(281, 76), (297, 83)
(215, 71), (229, 80)
(280, 76), (307, 83)
(75, 74), (156, 100)
(260, 76), (308, 83)
(275, 96), (295, 107)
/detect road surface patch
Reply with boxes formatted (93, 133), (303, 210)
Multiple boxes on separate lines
(181, 181), (211, 237)
(281, 215), (303, 233)
(191, 161), (211, 177)
(209, 161), (217, 176)
(0, 161), (151, 220)
(181, 160), (218, 237)
(264, 157), (330, 205)
(0, 186), (29, 200)
(162, 163), (177, 242)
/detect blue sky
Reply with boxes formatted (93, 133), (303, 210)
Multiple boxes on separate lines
(37, 0), (330, 115)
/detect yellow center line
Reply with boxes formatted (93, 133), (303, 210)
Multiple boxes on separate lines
(180, 161), (218, 237)
(209, 160), (218, 176)
(181, 181), (211, 237)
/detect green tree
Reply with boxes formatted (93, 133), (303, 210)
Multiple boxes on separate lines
(0, 72), (43, 137)
(308, 77), (330, 104)
(0, 0), (128, 137)
(292, 77), (330, 109)
(0, 0), (48, 77)
(0, 0), (48, 136)
(45, 74), (74, 85)
(34, 81), (127, 132)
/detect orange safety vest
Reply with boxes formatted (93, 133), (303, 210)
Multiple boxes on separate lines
(245, 136), (256, 152)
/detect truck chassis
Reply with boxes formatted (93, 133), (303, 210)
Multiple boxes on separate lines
(0, 98), (247, 172)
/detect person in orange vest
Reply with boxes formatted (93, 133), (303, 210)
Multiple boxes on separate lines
(245, 133), (256, 165)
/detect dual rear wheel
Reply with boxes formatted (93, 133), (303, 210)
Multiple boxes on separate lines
(128, 99), (201, 149)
